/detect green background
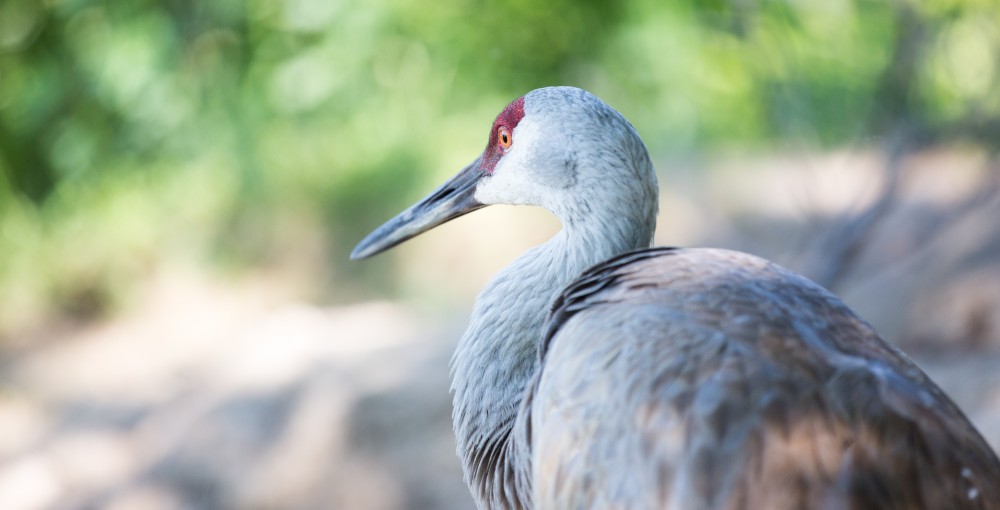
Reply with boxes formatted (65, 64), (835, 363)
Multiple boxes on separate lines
(1, 0), (998, 339)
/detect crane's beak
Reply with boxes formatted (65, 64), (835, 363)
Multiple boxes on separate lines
(350, 158), (486, 260)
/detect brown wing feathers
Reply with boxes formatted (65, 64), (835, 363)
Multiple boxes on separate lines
(535, 247), (1000, 509)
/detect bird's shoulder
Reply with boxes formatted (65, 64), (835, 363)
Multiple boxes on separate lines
(545, 246), (898, 364)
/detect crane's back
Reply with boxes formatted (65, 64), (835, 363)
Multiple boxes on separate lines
(529, 247), (1000, 510)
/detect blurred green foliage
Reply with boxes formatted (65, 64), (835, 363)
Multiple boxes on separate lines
(0, 0), (998, 337)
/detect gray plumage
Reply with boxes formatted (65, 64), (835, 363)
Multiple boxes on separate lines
(351, 86), (1000, 509)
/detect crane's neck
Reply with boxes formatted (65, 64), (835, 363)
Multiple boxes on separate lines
(450, 199), (656, 508)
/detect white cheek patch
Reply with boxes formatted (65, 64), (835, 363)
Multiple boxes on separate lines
(475, 164), (542, 206)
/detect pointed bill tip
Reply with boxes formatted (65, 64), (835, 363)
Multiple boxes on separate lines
(349, 159), (486, 261)
(349, 244), (372, 261)
(349, 211), (416, 260)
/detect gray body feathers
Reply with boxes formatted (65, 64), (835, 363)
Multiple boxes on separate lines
(529, 247), (1000, 509)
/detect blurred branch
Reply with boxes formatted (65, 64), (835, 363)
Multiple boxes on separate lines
(799, 0), (926, 289)
(867, 1), (928, 135)
(803, 133), (999, 291)
(904, 156), (1000, 251)
(800, 0), (1000, 290)
(802, 131), (907, 289)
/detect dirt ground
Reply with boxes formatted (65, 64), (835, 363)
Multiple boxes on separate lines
(1, 150), (998, 510)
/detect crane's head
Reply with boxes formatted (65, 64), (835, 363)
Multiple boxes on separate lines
(351, 86), (657, 260)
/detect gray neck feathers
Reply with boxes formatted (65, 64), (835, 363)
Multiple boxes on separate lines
(450, 152), (657, 509)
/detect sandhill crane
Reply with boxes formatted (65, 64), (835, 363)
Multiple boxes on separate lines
(351, 86), (1000, 509)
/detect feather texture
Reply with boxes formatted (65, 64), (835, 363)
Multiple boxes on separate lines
(530, 247), (1000, 509)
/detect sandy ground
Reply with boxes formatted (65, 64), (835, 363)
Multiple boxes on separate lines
(1, 150), (998, 510)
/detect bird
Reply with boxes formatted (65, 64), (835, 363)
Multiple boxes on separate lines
(351, 86), (1000, 509)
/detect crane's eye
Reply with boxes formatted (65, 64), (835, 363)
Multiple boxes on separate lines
(498, 126), (512, 149)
